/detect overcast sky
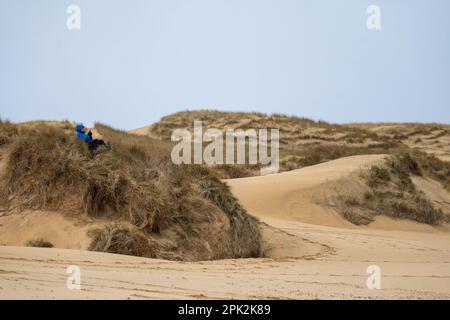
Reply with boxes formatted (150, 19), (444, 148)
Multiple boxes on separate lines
(1, 0), (449, 130)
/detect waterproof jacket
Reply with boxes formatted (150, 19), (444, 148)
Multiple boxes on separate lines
(76, 124), (92, 143)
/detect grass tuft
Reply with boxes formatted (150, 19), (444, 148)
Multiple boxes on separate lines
(88, 224), (159, 258)
(339, 151), (447, 226)
(25, 238), (54, 248)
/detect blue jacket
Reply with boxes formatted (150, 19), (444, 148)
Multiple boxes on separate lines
(76, 124), (92, 143)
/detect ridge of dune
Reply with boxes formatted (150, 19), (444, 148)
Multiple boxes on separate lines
(128, 125), (160, 140)
(128, 125), (150, 136)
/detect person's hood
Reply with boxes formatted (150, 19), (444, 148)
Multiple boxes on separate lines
(76, 124), (85, 133)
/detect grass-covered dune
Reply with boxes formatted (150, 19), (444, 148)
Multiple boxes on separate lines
(140, 110), (450, 178)
(337, 152), (450, 226)
(0, 120), (262, 261)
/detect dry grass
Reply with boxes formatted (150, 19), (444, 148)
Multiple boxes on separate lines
(0, 119), (18, 147)
(365, 165), (391, 188)
(25, 238), (54, 248)
(0, 121), (262, 261)
(147, 110), (410, 178)
(151, 110), (320, 140)
(338, 151), (447, 226)
(408, 150), (450, 192)
(148, 111), (450, 177)
(88, 224), (159, 258)
(151, 112), (449, 225)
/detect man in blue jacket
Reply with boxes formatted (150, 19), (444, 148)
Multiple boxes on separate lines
(76, 123), (111, 153)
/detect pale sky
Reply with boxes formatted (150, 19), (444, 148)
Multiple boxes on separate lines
(1, 0), (449, 130)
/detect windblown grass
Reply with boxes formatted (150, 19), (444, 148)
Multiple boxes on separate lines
(88, 224), (159, 258)
(339, 151), (448, 226)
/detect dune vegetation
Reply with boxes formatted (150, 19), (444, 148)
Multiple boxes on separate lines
(0, 119), (262, 261)
(142, 110), (450, 178)
(143, 111), (450, 226)
(1, 111), (449, 258)
(338, 151), (450, 225)
(25, 238), (54, 248)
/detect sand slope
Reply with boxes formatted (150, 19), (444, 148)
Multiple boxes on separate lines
(0, 210), (105, 250)
(128, 125), (160, 140)
(226, 154), (386, 228)
(1, 155), (450, 299)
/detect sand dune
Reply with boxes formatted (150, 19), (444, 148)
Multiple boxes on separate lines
(1, 154), (450, 299)
(226, 154), (386, 228)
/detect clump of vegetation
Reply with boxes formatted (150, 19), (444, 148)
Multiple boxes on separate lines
(365, 165), (391, 188)
(212, 164), (260, 179)
(0, 119), (18, 147)
(88, 224), (159, 258)
(195, 170), (262, 257)
(341, 208), (374, 225)
(339, 151), (447, 225)
(407, 150), (450, 192)
(25, 238), (54, 248)
(0, 121), (262, 261)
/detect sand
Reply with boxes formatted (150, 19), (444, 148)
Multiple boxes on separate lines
(128, 125), (160, 140)
(1, 155), (450, 299)
(0, 210), (103, 250)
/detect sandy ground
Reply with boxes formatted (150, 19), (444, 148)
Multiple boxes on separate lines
(0, 211), (97, 250)
(1, 155), (450, 299)
(128, 125), (161, 140)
